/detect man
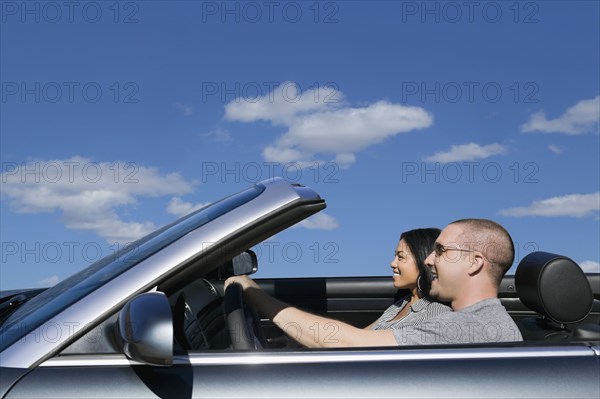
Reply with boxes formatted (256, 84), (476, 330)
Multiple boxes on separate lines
(225, 218), (522, 347)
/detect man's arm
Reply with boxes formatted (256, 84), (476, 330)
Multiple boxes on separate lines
(363, 319), (379, 330)
(225, 276), (397, 348)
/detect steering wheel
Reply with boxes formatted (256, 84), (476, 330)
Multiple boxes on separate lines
(223, 283), (265, 350)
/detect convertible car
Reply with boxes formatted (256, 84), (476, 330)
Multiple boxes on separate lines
(1, 178), (599, 398)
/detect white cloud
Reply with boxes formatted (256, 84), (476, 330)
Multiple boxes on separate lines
(225, 82), (433, 167)
(521, 96), (600, 135)
(499, 192), (600, 218)
(174, 102), (194, 116)
(225, 81), (344, 125)
(423, 142), (507, 163)
(579, 261), (600, 274)
(333, 153), (356, 170)
(548, 144), (563, 154)
(167, 197), (210, 218)
(201, 128), (232, 143)
(1, 156), (195, 243)
(297, 212), (339, 230)
(38, 275), (60, 287)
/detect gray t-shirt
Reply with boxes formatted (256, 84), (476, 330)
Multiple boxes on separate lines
(392, 298), (523, 345)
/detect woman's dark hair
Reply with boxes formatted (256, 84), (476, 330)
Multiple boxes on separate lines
(399, 227), (441, 299)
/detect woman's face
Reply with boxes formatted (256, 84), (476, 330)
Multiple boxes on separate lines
(390, 238), (420, 290)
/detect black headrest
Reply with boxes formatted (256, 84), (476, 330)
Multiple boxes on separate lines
(515, 251), (593, 324)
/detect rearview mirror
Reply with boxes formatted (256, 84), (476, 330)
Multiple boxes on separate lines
(218, 250), (258, 279)
(116, 292), (173, 367)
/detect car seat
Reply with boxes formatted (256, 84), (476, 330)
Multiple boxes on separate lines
(515, 251), (599, 341)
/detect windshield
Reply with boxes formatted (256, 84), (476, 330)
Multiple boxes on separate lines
(0, 184), (264, 351)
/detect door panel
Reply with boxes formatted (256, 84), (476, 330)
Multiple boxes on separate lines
(184, 354), (599, 399)
(11, 350), (599, 398)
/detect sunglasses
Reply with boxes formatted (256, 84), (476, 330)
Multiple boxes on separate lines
(433, 243), (476, 257)
(433, 243), (494, 266)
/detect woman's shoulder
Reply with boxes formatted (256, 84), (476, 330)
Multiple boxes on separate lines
(423, 298), (452, 315)
(392, 294), (411, 308)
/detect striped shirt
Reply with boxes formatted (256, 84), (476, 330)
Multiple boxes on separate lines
(370, 296), (452, 330)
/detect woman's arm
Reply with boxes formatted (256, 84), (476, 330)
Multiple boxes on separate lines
(225, 276), (397, 348)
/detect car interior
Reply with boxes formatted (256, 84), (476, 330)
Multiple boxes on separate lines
(160, 250), (600, 353)
(59, 248), (599, 357)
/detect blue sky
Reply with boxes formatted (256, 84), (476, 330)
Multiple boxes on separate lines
(1, 1), (599, 290)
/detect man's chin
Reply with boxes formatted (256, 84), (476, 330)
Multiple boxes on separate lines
(429, 288), (451, 303)
(428, 283), (442, 300)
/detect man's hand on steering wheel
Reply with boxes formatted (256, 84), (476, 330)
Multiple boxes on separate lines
(223, 275), (265, 350)
(224, 275), (260, 294)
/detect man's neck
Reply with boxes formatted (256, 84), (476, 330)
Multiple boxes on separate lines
(451, 286), (498, 311)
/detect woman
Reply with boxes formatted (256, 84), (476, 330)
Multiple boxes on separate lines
(225, 228), (450, 348)
(365, 228), (451, 331)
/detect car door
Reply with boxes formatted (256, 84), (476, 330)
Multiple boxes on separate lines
(8, 344), (599, 398)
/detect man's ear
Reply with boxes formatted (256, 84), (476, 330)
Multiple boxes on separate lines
(467, 252), (485, 275)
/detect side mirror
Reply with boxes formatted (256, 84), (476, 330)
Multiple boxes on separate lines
(218, 250), (258, 279)
(117, 292), (173, 367)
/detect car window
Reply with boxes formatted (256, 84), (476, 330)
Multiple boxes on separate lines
(0, 184), (264, 351)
